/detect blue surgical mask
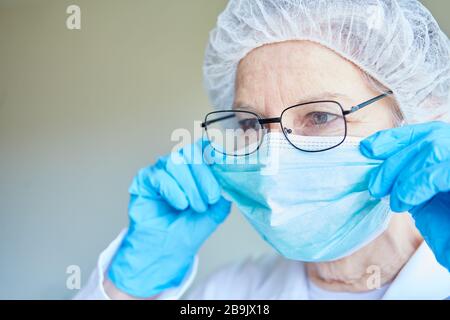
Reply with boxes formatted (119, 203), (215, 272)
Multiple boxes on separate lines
(204, 132), (391, 262)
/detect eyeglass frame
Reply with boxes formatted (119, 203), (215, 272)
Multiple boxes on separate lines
(201, 90), (393, 155)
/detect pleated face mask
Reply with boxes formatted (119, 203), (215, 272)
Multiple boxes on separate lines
(203, 132), (391, 262)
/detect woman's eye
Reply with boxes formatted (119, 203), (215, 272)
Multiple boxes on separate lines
(306, 112), (338, 125)
(238, 118), (258, 130)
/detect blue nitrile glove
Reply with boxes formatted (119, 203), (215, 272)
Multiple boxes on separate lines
(107, 139), (231, 298)
(360, 121), (450, 271)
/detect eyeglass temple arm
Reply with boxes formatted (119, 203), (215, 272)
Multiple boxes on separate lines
(343, 91), (393, 115)
(201, 114), (235, 127)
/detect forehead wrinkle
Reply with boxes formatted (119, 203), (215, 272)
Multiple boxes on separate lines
(233, 91), (352, 116)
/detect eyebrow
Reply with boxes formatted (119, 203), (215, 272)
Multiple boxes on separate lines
(233, 92), (351, 112)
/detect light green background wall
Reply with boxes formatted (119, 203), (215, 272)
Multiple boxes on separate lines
(0, 0), (448, 299)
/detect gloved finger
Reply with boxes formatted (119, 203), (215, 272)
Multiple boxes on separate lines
(390, 161), (450, 212)
(176, 197), (232, 246)
(367, 124), (450, 199)
(165, 152), (208, 213)
(385, 146), (432, 212)
(367, 141), (422, 198)
(207, 196), (232, 224)
(360, 122), (445, 159)
(386, 142), (446, 211)
(148, 163), (189, 211)
(128, 167), (158, 198)
(181, 141), (221, 205)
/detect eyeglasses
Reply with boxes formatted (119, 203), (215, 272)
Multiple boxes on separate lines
(201, 91), (392, 156)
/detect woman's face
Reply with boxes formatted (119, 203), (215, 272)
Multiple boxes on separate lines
(234, 40), (397, 137)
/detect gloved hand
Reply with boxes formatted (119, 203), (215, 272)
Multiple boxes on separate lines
(107, 140), (231, 298)
(360, 121), (450, 271)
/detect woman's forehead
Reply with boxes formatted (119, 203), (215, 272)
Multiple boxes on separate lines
(234, 41), (367, 114)
(237, 41), (356, 74)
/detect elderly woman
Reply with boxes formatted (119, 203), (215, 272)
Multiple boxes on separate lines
(77, 0), (450, 299)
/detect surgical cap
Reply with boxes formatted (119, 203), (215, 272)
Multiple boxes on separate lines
(203, 0), (450, 123)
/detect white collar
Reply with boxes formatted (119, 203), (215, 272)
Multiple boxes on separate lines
(382, 242), (450, 300)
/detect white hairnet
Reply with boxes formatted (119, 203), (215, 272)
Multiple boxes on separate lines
(203, 0), (450, 123)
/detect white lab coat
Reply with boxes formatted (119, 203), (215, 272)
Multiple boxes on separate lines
(75, 229), (450, 300)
